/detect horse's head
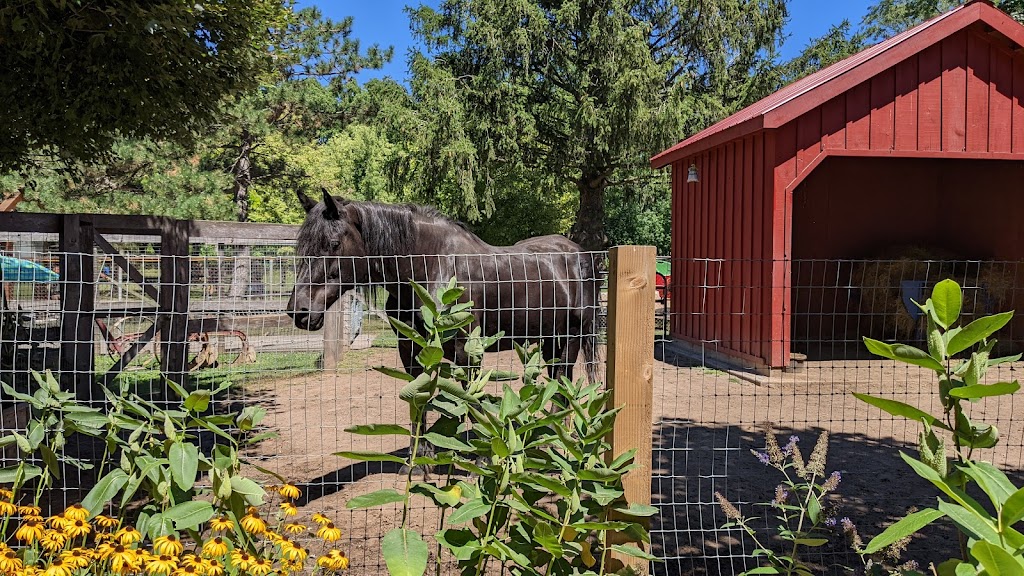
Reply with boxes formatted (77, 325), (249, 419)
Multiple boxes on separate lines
(287, 189), (368, 330)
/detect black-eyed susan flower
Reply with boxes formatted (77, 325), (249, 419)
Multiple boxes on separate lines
(279, 502), (298, 517)
(316, 522), (342, 542)
(311, 512), (331, 526)
(229, 550), (252, 572)
(0, 549), (23, 572)
(316, 551), (349, 571)
(283, 522), (307, 535)
(59, 548), (91, 569)
(18, 504), (41, 516)
(264, 530), (284, 544)
(0, 488), (12, 499)
(42, 559), (72, 576)
(145, 554), (178, 576)
(172, 564), (202, 576)
(64, 519), (91, 539)
(108, 545), (141, 574)
(114, 525), (143, 545)
(21, 514), (45, 524)
(208, 516), (234, 533)
(201, 537), (228, 558)
(203, 558), (224, 576)
(180, 554), (203, 570)
(280, 541), (307, 563)
(39, 530), (68, 553)
(63, 504), (89, 521)
(248, 557), (273, 576)
(15, 519), (45, 543)
(93, 514), (119, 529)
(239, 510), (266, 535)
(278, 484), (301, 499)
(153, 534), (184, 556)
(0, 500), (17, 516)
(47, 513), (69, 530)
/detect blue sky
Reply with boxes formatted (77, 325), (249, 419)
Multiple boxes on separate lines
(302, 0), (877, 83)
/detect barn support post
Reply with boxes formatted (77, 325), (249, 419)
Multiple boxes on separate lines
(606, 245), (656, 574)
(159, 220), (191, 390)
(59, 214), (97, 403)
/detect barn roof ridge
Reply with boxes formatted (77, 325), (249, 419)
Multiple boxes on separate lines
(651, 1), (1024, 168)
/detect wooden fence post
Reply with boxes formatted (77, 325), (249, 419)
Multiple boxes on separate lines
(59, 214), (96, 403)
(606, 245), (656, 574)
(159, 220), (191, 388)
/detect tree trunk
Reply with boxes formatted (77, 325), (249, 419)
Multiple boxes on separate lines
(229, 130), (253, 298)
(570, 171), (609, 251)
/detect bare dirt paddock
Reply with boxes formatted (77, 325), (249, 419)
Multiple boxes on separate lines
(243, 343), (1024, 575)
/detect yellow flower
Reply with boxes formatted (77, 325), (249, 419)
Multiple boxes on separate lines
(229, 550), (252, 571)
(17, 505), (41, 516)
(278, 484), (301, 500)
(239, 511), (266, 535)
(280, 541), (307, 563)
(316, 550), (349, 571)
(264, 531), (283, 544)
(153, 534), (184, 557)
(0, 488), (12, 499)
(208, 516), (234, 533)
(59, 549), (91, 569)
(63, 504), (89, 522)
(94, 515), (120, 529)
(248, 557), (273, 576)
(0, 501), (17, 516)
(64, 519), (91, 539)
(201, 537), (228, 558)
(279, 502), (298, 517)
(180, 554), (203, 570)
(311, 513), (331, 526)
(171, 564), (202, 576)
(146, 555), (178, 575)
(22, 514), (45, 524)
(39, 530), (68, 553)
(316, 522), (342, 542)
(94, 531), (115, 544)
(283, 523), (307, 535)
(108, 545), (141, 575)
(114, 525), (143, 545)
(15, 520), (45, 543)
(42, 559), (72, 576)
(0, 549), (23, 573)
(47, 513), (69, 530)
(203, 558), (224, 576)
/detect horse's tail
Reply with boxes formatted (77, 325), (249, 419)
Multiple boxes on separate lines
(578, 251), (604, 384)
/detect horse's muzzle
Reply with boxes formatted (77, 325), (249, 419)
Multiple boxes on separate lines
(290, 308), (324, 331)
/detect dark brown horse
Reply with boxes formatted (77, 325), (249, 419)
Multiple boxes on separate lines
(286, 190), (601, 382)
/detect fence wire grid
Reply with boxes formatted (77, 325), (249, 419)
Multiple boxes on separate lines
(1, 229), (1023, 576)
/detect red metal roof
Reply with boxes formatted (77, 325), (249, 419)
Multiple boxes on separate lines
(651, 0), (1024, 168)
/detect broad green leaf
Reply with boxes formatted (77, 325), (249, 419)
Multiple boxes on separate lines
(423, 433), (472, 452)
(490, 437), (510, 458)
(81, 469), (130, 518)
(1000, 487), (1024, 528)
(862, 339), (946, 372)
(382, 528), (428, 576)
(374, 366), (415, 382)
(963, 461), (1017, 509)
(334, 451), (406, 464)
(742, 568), (782, 575)
(435, 528), (478, 561)
(168, 442), (199, 492)
(410, 282), (436, 315)
(410, 483), (461, 507)
(863, 508), (946, 554)
(416, 346), (444, 368)
(578, 467), (620, 483)
(163, 501), (214, 530)
(183, 391), (211, 413)
(229, 477), (266, 506)
(448, 498), (490, 525)
(852, 393), (947, 429)
(388, 318), (427, 348)
(345, 424), (411, 436)
(948, 312), (1014, 356)
(902, 453), (989, 515)
(793, 538), (829, 546)
(347, 489), (405, 509)
(570, 520), (631, 531)
(511, 473), (572, 497)
(972, 540), (1024, 575)
(930, 279), (962, 329)
(949, 381), (1019, 400)
(609, 544), (659, 561)
(39, 445), (60, 480)
(937, 500), (999, 544)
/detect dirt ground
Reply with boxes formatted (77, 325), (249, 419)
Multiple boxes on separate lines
(242, 342), (1024, 576)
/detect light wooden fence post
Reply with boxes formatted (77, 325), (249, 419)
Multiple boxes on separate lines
(606, 245), (656, 575)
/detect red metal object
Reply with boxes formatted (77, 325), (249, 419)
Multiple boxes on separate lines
(654, 1), (1024, 369)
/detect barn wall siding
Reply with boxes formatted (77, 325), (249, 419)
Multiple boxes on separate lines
(669, 24), (1024, 369)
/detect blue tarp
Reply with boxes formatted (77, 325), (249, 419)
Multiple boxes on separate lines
(0, 256), (59, 283)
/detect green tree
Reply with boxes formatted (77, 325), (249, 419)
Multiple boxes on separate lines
(778, 21), (868, 83)
(408, 0), (788, 250)
(0, 0), (290, 172)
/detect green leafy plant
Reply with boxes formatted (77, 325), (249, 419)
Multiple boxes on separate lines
(338, 278), (655, 576)
(855, 278), (1024, 573)
(716, 426), (846, 576)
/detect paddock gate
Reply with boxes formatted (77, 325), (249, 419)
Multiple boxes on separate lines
(1, 213), (1023, 575)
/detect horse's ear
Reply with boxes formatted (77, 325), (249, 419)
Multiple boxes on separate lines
(297, 190), (317, 213)
(321, 188), (340, 220)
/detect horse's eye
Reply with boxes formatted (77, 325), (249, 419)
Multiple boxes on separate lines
(329, 240), (340, 251)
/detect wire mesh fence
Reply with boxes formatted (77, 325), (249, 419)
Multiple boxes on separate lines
(0, 227), (608, 574)
(652, 256), (1024, 575)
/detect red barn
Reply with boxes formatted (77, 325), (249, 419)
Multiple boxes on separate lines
(651, 0), (1024, 370)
